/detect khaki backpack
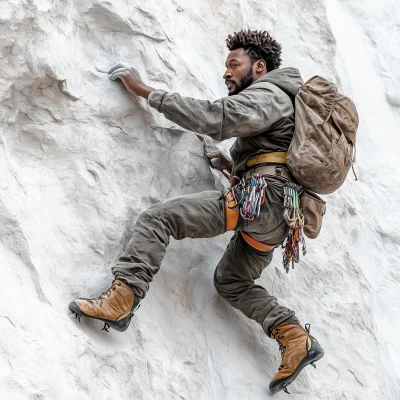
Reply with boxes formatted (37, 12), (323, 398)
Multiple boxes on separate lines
(287, 76), (359, 195)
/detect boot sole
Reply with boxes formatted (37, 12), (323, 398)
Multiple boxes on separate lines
(269, 340), (324, 394)
(69, 300), (137, 332)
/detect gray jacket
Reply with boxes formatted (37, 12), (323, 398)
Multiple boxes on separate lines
(148, 67), (303, 176)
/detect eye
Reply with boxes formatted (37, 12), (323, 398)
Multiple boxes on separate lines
(232, 64), (238, 68)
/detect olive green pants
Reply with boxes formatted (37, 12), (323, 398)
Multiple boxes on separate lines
(112, 179), (299, 337)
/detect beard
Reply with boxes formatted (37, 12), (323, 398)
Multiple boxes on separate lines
(228, 68), (254, 96)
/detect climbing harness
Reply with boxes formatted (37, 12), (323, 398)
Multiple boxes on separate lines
(226, 167), (308, 273)
(228, 173), (268, 221)
(282, 182), (306, 273)
(205, 146), (309, 272)
(224, 188), (276, 252)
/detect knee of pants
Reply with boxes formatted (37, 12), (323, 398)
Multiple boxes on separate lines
(213, 267), (224, 296)
(213, 265), (251, 300)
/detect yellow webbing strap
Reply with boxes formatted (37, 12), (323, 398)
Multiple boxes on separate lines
(246, 152), (287, 168)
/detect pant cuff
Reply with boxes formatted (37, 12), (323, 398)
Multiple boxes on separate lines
(263, 314), (301, 338)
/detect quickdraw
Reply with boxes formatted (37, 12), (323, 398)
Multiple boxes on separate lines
(228, 173), (268, 221)
(282, 182), (306, 273)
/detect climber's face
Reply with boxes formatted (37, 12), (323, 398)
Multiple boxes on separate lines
(223, 48), (266, 96)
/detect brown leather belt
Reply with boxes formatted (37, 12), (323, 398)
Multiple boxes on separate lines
(246, 152), (287, 168)
(245, 165), (293, 181)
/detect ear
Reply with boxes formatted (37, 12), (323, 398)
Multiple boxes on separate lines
(255, 60), (267, 73)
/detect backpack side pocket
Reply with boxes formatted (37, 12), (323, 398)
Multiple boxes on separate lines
(300, 190), (326, 239)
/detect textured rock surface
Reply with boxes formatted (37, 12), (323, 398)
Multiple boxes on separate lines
(1, 0), (400, 399)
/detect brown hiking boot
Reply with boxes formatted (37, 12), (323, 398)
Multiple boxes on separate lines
(269, 323), (324, 394)
(69, 280), (138, 332)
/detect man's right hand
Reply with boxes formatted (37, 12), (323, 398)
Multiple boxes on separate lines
(206, 151), (233, 176)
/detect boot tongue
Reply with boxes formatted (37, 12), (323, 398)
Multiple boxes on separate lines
(272, 322), (291, 337)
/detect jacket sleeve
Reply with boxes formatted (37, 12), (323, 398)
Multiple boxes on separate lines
(147, 84), (293, 142)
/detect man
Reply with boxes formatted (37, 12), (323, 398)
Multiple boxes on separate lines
(69, 30), (324, 394)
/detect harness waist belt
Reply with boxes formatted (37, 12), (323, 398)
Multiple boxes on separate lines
(240, 232), (276, 252)
(246, 152), (287, 168)
(245, 165), (293, 181)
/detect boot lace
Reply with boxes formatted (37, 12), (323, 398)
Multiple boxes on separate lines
(274, 328), (287, 371)
(305, 323), (317, 341)
(83, 280), (122, 307)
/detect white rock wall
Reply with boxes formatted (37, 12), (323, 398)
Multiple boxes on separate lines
(1, 0), (399, 399)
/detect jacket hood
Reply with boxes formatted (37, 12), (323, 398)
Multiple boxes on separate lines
(253, 67), (303, 100)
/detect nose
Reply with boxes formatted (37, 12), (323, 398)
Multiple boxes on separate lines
(223, 68), (232, 80)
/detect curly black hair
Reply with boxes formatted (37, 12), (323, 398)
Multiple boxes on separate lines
(226, 30), (282, 71)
